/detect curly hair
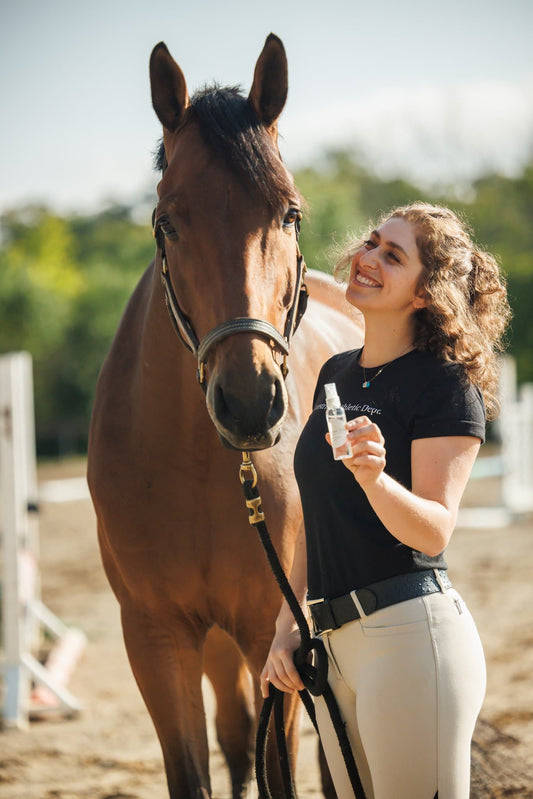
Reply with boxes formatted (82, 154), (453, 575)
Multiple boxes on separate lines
(335, 202), (511, 420)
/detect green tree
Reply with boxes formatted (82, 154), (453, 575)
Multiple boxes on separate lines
(0, 203), (153, 453)
(462, 166), (533, 382)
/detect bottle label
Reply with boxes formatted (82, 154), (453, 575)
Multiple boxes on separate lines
(329, 417), (347, 448)
(328, 417), (352, 460)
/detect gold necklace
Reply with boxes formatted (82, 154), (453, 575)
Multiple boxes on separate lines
(360, 345), (414, 389)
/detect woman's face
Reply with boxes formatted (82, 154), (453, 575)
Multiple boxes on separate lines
(346, 217), (426, 317)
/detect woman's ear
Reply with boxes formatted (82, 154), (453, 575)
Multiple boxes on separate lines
(412, 293), (427, 310)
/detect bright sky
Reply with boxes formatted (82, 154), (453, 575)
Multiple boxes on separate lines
(1, 0), (532, 215)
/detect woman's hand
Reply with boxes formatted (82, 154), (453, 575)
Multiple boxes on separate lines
(328, 415), (387, 488)
(260, 626), (304, 698)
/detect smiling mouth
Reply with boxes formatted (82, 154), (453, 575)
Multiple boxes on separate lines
(354, 271), (382, 288)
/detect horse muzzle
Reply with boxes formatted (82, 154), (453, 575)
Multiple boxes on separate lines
(206, 365), (288, 451)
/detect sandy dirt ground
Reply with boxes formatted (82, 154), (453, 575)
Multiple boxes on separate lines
(1, 457), (532, 798)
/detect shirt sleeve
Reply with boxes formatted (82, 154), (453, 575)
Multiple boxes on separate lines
(411, 363), (486, 443)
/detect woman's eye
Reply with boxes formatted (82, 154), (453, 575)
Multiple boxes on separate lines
(363, 239), (376, 249)
(387, 251), (400, 263)
(283, 208), (300, 228)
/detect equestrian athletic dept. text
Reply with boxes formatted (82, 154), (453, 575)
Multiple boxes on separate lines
(317, 403), (383, 416)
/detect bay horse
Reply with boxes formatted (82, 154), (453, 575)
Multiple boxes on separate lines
(87, 34), (363, 799)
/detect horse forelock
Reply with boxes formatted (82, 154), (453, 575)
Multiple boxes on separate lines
(153, 85), (294, 209)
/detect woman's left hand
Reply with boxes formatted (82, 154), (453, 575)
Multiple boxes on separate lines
(328, 416), (387, 488)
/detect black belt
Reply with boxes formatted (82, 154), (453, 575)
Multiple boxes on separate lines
(308, 569), (452, 634)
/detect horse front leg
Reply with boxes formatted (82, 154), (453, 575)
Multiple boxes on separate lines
(204, 626), (255, 799)
(120, 603), (210, 799)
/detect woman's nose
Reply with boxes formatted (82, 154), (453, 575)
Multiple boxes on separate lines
(360, 249), (379, 269)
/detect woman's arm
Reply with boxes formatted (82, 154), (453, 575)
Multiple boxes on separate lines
(260, 524), (308, 696)
(341, 417), (481, 556)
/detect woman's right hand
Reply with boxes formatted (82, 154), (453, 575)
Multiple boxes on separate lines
(260, 626), (304, 698)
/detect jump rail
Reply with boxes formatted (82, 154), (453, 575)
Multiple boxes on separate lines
(0, 351), (85, 729)
(458, 356), (533, 529)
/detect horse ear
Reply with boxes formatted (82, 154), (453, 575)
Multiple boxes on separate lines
(150, 42), (189, 133)
(248, 33), (288, 132)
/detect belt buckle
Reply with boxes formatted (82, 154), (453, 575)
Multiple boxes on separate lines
(307, 597), (333, 635)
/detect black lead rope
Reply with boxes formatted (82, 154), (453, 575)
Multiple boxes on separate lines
(239, 454), (366, 799)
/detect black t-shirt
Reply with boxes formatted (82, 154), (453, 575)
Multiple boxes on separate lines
(294, 348), (485, 600)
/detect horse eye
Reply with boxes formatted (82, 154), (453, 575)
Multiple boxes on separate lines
(157, 216), (179, 240)
(283, 208), (300, 229)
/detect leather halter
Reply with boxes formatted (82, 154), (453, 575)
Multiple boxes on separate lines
(153, 212), (308, 392)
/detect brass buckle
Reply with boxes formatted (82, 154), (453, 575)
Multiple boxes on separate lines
(239, 451), (258, 488)
(245, 496), (265, 525)
(197, 361), (206, 386)
(239, 452), (265, 525)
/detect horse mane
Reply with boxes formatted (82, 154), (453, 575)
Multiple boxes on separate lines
(154, 85), (294, 209)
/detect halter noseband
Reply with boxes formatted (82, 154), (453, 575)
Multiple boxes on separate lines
(153, 212), (308, 392)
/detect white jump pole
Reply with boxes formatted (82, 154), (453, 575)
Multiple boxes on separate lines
(501, 382), (533, 515)
(1, 352), (84, 728)
(498, 356), (533, 515)
(1, 352), (35, 727)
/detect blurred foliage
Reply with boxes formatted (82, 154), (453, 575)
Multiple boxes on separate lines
(1, 154), (532, 455)
(0, 204), (153, 453)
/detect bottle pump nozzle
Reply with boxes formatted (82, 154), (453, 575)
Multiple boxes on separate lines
(325, 383), (340, 409)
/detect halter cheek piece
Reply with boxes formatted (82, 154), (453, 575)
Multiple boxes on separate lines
(152, 210), (308, 393)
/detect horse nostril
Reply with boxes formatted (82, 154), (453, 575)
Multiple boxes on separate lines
(213, 383), (235, 425)
(268, 376), (285, 428)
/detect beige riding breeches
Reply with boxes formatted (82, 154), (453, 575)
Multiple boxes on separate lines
(314, 588), (486, 799)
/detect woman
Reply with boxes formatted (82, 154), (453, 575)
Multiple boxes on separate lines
(261, 202), (510, 799)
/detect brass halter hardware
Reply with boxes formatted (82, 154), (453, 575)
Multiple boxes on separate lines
(239, 451), (265, 525)
(239, 451), (258, 487)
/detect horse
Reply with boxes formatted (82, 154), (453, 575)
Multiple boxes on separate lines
(87, 33), (363, 799)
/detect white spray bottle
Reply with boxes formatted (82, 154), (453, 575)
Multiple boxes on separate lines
(324, 383), (352, 460)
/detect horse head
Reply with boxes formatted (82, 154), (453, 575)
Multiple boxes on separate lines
(149, 34), (305, 452)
